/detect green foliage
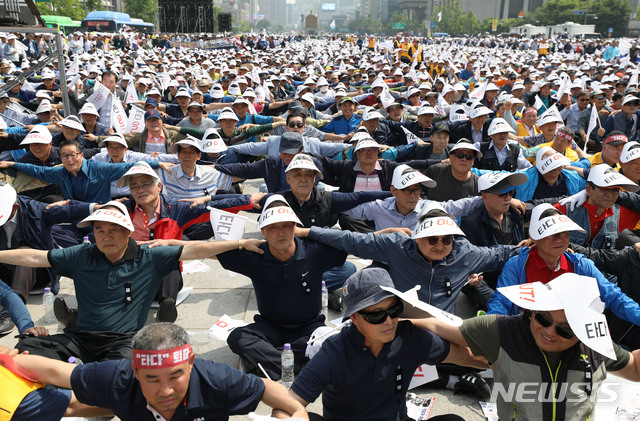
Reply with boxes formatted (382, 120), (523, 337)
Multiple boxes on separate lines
(237, 21), (251, 33)
(590, 0), (631, 37)
(531, 0), (581, 25)
(255, 18), (270, 31)
(346, 16), (384, 34)
(384, 12), (425, 35)
(123, 0), (157, 24)
(37, 0), (85, 20)
(431, 1), (481, 36)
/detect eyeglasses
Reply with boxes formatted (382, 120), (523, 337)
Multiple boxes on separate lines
(400, 187), (421, 196)
(579, 98), (589, 102)
(358, 301), (404, 325)
(287, 121), (305, 129)
(454, 152), (475, 161)
(496, 190), (515, 198)
(129, 181), (155, 192)
(426, 236), (453, 246)
(533, 312), (574, 339)
(107, 145), (125, 151)
(61, 152), (81, 160)
(595, 97), (605, 100)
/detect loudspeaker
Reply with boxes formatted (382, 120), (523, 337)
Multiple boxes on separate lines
(218, 13), (232, 33)
(158, 0), (215, 33)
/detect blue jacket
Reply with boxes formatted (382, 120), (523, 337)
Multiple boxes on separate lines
(514, 167), (586, 202)
(308, 227), (519, 313)
(319, 115), (362, 135)
(487, 248), (640, 325)
(13, 159), (160, 204)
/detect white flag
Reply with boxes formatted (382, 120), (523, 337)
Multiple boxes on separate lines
(329, 20), (336, 30)
(533, 95), (545, 111)
(125, 105), (145, 134)
(402, 126), (421, 144)
(380, 87), (396, 109)
(469, 81), (486, 100)
(628, 64), (639, 88)
(125, 79), (138, 104)
(21, 81), (35, 94)
(437, 11), (442, 22)
(110, 99), (128, 134)
(209, 207), (248, 241)
(67, 56), (79, 76)
(86, 80), (111, 110)
(584, 104), (599, 152)
(67, 73), (81, 91)
(539, 104), (563, 124)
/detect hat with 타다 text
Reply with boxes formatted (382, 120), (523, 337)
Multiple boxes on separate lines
(412, 203), (465, 239)
(257, 194), (302, 229)
(77, 200), (134, 231)
(200, 129), (227, 154)
(391, 164), (436, 189)
(498, 273), (615, 359)
(620, 141), (640, 163)
(535, 147), (571, 174)
(588, 163), (640, 192)
(20, 125), (52, 145)
(528, 203), (585, 241)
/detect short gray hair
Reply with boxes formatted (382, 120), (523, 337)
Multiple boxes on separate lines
(132, 323), (190, 351)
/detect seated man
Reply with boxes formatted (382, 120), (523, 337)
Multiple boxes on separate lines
(415, 274), (640, 421)
(5, 323), (309, 421)
(487, 203), (640, 326)
(287, 268), (481, 421)
(554, 164), (640, 249)
(474, 118), (531, 171)
(216, 196), (348, 380)
(0, 202), (264, 363)
(423, 139), (481, 201)
(14, 126), (63, 203)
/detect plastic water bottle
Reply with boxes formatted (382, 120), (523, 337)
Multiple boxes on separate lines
(321, 281), (329, 318)
(281, 343), (294, 389)
(68, 356), (83, 364)
(42, 288), (55, 323)
(82, 236), (91, 245)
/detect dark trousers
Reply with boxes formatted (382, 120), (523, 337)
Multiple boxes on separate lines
(338, 214), (375, 233)
(0, 247), (50, 302)
(184, 222), (214, 240)
(155, 268), (183, 302)
(227, 315), (325, 380)
(461, 281), (494, 312)
(16, 330), (135, 362)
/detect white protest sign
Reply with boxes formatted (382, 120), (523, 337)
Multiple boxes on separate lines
(402, 126), (420, 144)
(125, 78), (138, 104)
(408, 364), (438, 389)
(209, 207), (248, 241)
(86, 80), (111, 110)
(125, 105), (145, 134)
(110, 99), (128, 134)
(379, 285), (463, 326)
(209, 315), (248, 341)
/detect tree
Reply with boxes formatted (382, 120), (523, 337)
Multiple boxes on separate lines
(123, 0), (157, 24)
(346, 16), (383, 34)
(37, 0), (85, 20)
(431, 1), (481, 36)
(255, 18), (270, 31)
(590, 0), (631, 37)
(531, 0), (581, 26)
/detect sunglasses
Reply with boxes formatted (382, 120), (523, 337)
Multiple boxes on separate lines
(288, 121), (305, 129)
(533, 312), (574, 339)
(358, 301), (404, 324)
(426, 236), (453, 246)
(496, 190), (515, 198)
(454, 152), (475, 161)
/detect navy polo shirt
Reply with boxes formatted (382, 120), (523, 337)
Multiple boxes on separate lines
(71, 359), (265, 421)
(533, 171), (567, 200)
(292, 321), (450, 421)
(47, 239), (183, 333)
(217, 238), (347, 328)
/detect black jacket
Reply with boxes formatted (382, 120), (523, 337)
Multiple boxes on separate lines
(447, 120), (491, 144)
(460, 205), (525, 247)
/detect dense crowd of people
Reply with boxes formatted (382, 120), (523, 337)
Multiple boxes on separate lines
(1, 28), (640, 421)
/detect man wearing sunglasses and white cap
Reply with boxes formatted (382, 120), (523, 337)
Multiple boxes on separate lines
(423, 139), (482, 202)
(488, 203), (640, 326)
(288, 268), (481, 421)
(552, 164), (640, 249)
(0, 201), (264, 364)
(415, 273), (640, 421)
(296, 203), (519, 315)
(4, 323), (308, 421)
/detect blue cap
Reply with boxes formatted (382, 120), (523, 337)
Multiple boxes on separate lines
(144, 109), (162, 121)
(145, 98), (159, 108)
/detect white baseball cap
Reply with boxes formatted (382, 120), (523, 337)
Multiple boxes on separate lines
(21, 126), (52, 145)
(529, 203), (585, 241)
(354, 137), (381, 152)
(300, 92), (315, 106)
(117, 161), (160, 188)
(218, 108), (239, 121)
(535, 147), (570, 174)
(200, 129), (227, 153)
(35, 100), (52, 114)
(449, 104), (468, 122)
(59, 115), (85, 132)
(450, 139), (483, 157)
(79, 103), (100, 117)
(391, 164), (436, 189)
(478, 172), (527, 194)
(362, 108), (384, 121)
(77, 201), (134, 231)
(588, 164), (640, 192)
(417, 105), (437, 116)
(257, 194), (302, 229)
(487, 118), (516, 136)
(168, 135), (202, 154)
(0, 182), (17, 227)
(98, 134), (128, 148)
(470, 105), (492, 119)
(285, 154), (323, 179)
(620, 141), (640, 163)
(413, 204), (465, 239)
